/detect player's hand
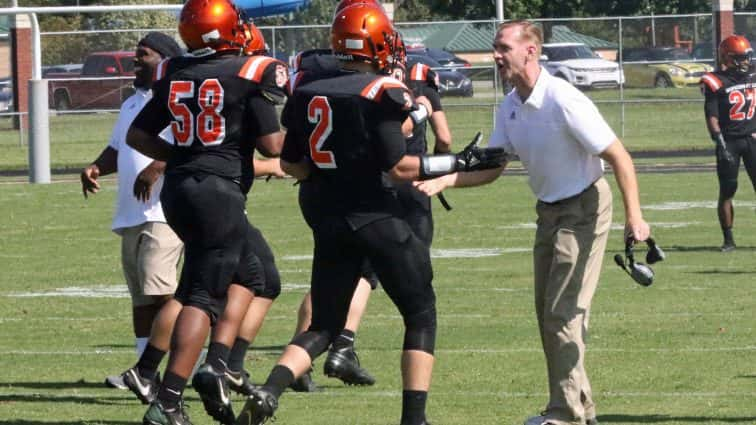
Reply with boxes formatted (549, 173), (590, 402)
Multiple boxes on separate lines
(415, 95), (433, 115)
(133, 161), (164, 202)
(413, 175), (452, 197)
(625, 217), (650, 243)
(81, 164), (100, 198)
(455, 132), (508, 172)
(716, 144), (735, 164)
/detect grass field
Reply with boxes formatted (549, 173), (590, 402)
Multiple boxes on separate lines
(0, 87), (710, 172)
(1, 169), (755, 425)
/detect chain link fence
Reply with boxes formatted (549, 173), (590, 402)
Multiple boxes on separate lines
(2, 12), (756, 172)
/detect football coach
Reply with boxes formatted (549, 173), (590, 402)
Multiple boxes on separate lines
(414, 19), (650, 425)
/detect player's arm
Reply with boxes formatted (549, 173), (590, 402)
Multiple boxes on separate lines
(425, 89), (451, 153)
(126, 86), (173, 161)
(400, 95), (433, 138)
(279, 100), (312, 181)
(81, 146), (118, 198)
(412, 164), (505, 197)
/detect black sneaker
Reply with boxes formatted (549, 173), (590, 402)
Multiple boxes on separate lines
(143, 400), (192, 425)
(226, 369), (258, 396)
(721, 241), (736, 252)
(234, 388), (277, 425)
(191, 364), (234, 424)
(323, 347), (375, 386)
(289, 367), (317, 392)
(104, 373), (128, 390)
(124, 367), (160, 405)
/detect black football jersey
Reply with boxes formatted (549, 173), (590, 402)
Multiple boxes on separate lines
(132, 53), (287, 187)
(405, 63), (443, 155)
(702, 70), (756, 138)
(281, 71), (413, 228)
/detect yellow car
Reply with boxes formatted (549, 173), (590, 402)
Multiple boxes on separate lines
(622, 47), (713, 88)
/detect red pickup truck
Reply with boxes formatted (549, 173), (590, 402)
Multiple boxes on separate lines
(47, 51), (135, 111)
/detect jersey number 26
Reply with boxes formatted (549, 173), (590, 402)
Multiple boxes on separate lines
(168, 79), (226, 147)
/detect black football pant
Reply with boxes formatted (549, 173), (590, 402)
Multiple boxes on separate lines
(161, 173), (263, 322)
(717, 136), (756, 199)
(306, 215), (435, 344)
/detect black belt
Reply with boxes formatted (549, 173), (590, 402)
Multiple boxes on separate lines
(540, 180), (597, 206)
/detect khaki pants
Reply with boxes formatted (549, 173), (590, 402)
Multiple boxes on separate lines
(121, 221), (183, 307)
(533, 177), (612, 425)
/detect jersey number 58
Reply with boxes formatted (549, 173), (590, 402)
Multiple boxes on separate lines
(168, 79), (226, 146)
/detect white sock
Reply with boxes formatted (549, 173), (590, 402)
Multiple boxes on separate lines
(136, 337), (149, 358)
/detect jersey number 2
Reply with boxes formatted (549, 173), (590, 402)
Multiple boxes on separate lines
(307, 96), (336, 169)
(168, 79), (226, 146)
(729, 88), (756, 121)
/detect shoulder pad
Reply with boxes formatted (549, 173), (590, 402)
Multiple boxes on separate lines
(409, 63), (440, 90)
(238, 56), (289, 89)
(153, 58), (171, 82)
(360, 76), (412, 111)
(288, 70), (307, 95)
(700, 72), (723, 92)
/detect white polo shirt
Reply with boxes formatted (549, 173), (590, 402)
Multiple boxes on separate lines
(108, 88), (169, 233)
(489, 67), (616, 203)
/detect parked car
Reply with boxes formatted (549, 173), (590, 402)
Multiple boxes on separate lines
(42, 63), (83, 78)
(691, 42), (715, 67)
(0, 78), (13, 113)
(47, 51), (135, 110)
(540, 43), (624, 89)
(622, 47), (713, 88)
(406, 54), (473, 97)
(407, 47), (471, 73)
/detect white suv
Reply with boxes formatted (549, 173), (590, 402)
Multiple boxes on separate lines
(541, 43), (624, 89)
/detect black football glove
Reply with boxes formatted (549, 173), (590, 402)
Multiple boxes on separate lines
(713, 133), (735, 164)
(454, 132), (509, 172)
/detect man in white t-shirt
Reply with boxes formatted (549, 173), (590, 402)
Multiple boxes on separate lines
(80, 32), (183, 389)
(415, 20), (651, 425)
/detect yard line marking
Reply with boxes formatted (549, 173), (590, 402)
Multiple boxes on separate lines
(283, 248), (531, 261)
(4, 346), (755, 356)
(645, 200), (756, 210)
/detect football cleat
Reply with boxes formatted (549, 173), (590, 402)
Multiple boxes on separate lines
(234, 388), (278, 425)
(143, 400), (193, 425)
(288, 367), (317, 392)
(104, 373), (128, 390)
(323, 346), (376, 386)
(225, 368), (258, 396)
(123, 367), (161, 405)
(587, 418), (599, 425)
(721, 241), (736, 252)
(191, 364), (235, 424)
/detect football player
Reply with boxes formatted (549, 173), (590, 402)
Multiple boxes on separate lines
(701, 35), (756, 252)
(125, 0), (287, 424)
(234, 4), (505, 425)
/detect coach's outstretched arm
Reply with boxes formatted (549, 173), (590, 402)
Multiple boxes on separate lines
(599, 139), (650, 242)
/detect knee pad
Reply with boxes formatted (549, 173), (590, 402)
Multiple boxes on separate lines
(719, 178), (738, 199)
(291, 330), (332, 359)
(402, 307), (437, 354)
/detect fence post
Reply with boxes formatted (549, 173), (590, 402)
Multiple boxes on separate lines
(28, 79), (50, 184)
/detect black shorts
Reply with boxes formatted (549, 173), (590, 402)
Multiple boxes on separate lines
(307, 215), (435, 335)
(162, 173), (260, 322)
(717, 136), (756, 192)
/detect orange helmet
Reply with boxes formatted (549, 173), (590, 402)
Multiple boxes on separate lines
(331, 3), (398, 72)
(243, 23), (267, 56)
(719, 35), (753, 73)
(334, 0), (385, 17)
(179, 0), (251, 54)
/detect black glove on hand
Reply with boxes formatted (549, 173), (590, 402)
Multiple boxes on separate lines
(455, 132), (509, 172)
(420, 132), (508, 179)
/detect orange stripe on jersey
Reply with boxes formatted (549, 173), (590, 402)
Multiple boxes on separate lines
(700, 73), (723, 92)
(238, 56), (277, 82)
(410, 63), (428, 82)
(153, 58), (170, 82)
(360, 76), (408, 102)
